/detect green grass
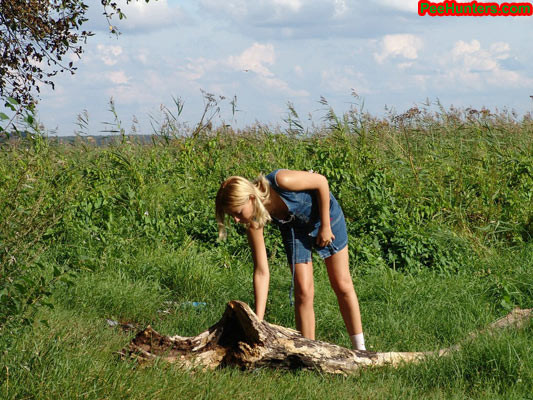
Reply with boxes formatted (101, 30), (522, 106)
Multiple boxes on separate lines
(1, 103), (532, 398)
(2, 248), (532, 399)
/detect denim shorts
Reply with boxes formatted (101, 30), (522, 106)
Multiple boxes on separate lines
(277, 197), (348, 265)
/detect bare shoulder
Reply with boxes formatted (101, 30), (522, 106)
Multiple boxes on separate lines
(276, 169), (326, 191)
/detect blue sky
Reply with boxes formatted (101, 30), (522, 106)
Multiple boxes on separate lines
(35, 0), (533, 135)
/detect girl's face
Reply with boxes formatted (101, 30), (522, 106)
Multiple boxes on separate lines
(226, 196), (254, 224)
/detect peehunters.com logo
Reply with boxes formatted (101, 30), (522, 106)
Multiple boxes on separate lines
(418, 0), (533, 15)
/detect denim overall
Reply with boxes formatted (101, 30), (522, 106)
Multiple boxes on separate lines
(265, 169), (348, 304)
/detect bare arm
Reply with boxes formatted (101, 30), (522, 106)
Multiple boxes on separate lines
(247, 225), (270, 320)
(276, 169), (335, 247)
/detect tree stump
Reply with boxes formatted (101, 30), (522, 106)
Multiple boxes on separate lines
(121, 300), (532, 375)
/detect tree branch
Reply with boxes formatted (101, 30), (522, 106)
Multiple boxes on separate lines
(122, 301), (532, 375)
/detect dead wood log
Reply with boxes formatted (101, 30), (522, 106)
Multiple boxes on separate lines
(121, 301), (532, 375)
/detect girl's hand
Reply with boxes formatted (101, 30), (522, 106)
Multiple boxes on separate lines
(316, 224), (335, 248)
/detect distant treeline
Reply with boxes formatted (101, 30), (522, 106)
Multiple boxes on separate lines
(0, 132), (158, 146)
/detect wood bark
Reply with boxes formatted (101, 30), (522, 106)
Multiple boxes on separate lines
(121, 300), (532, 375)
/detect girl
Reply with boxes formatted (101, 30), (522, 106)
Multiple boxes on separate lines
(215, 169), (366, 350)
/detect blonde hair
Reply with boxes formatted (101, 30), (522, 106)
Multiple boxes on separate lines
(215, 175), (271, 239)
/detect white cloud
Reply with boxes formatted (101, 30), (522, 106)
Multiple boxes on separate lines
(397, 62), (414, 70)
(490, 42), (511, 59)
(451, 40), (497, 72)
(171, 43), (307, 97)
(104, 70), (164, 106)
(272, 0), (302, 12)
(333, 0), (348, 17)
(88, 0), (186, 33)
(199, 0), (305, 18)
(227, 43), (308, 96)
(176, 57), (219, 81)
(374, 34), (423, 64)
(261, 76), (309, 97)
(206, 0), (248, 19)
(135, 48), (151, 65)
(443, 40), (532, 88)
(196, 0), (425, 40)
(121, 0), (185, 31)
(107, 71), (129, 85)
(97, 45), (123, 66)
(197, 0), (347, 33)
(321, 67), (371, 94)
(227, 43), (275, 77)
(452, 39), (480, 56)
(376, 0), (419, 12)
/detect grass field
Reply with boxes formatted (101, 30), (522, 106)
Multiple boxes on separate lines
(1, 103), (532, 399)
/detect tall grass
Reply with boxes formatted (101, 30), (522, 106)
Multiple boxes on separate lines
(1, 101), (532, 398)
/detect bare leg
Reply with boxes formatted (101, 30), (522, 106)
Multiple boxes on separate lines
(324, 246), (363, 335)
(292, 261), (315, 340)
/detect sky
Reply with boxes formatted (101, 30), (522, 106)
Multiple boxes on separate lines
(33, 0), (533, 136)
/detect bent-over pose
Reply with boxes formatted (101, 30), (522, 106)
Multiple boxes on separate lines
(215, 169), (366, 350)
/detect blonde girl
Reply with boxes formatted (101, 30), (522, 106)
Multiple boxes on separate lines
(215, 169), (366, 350)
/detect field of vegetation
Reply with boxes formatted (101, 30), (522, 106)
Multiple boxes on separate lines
(1, 102), (532, 399)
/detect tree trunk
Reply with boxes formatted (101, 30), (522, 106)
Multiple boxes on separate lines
(121, 300), (532, 375)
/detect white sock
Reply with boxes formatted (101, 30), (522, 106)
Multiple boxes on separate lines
(350, 333), (366, 351)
